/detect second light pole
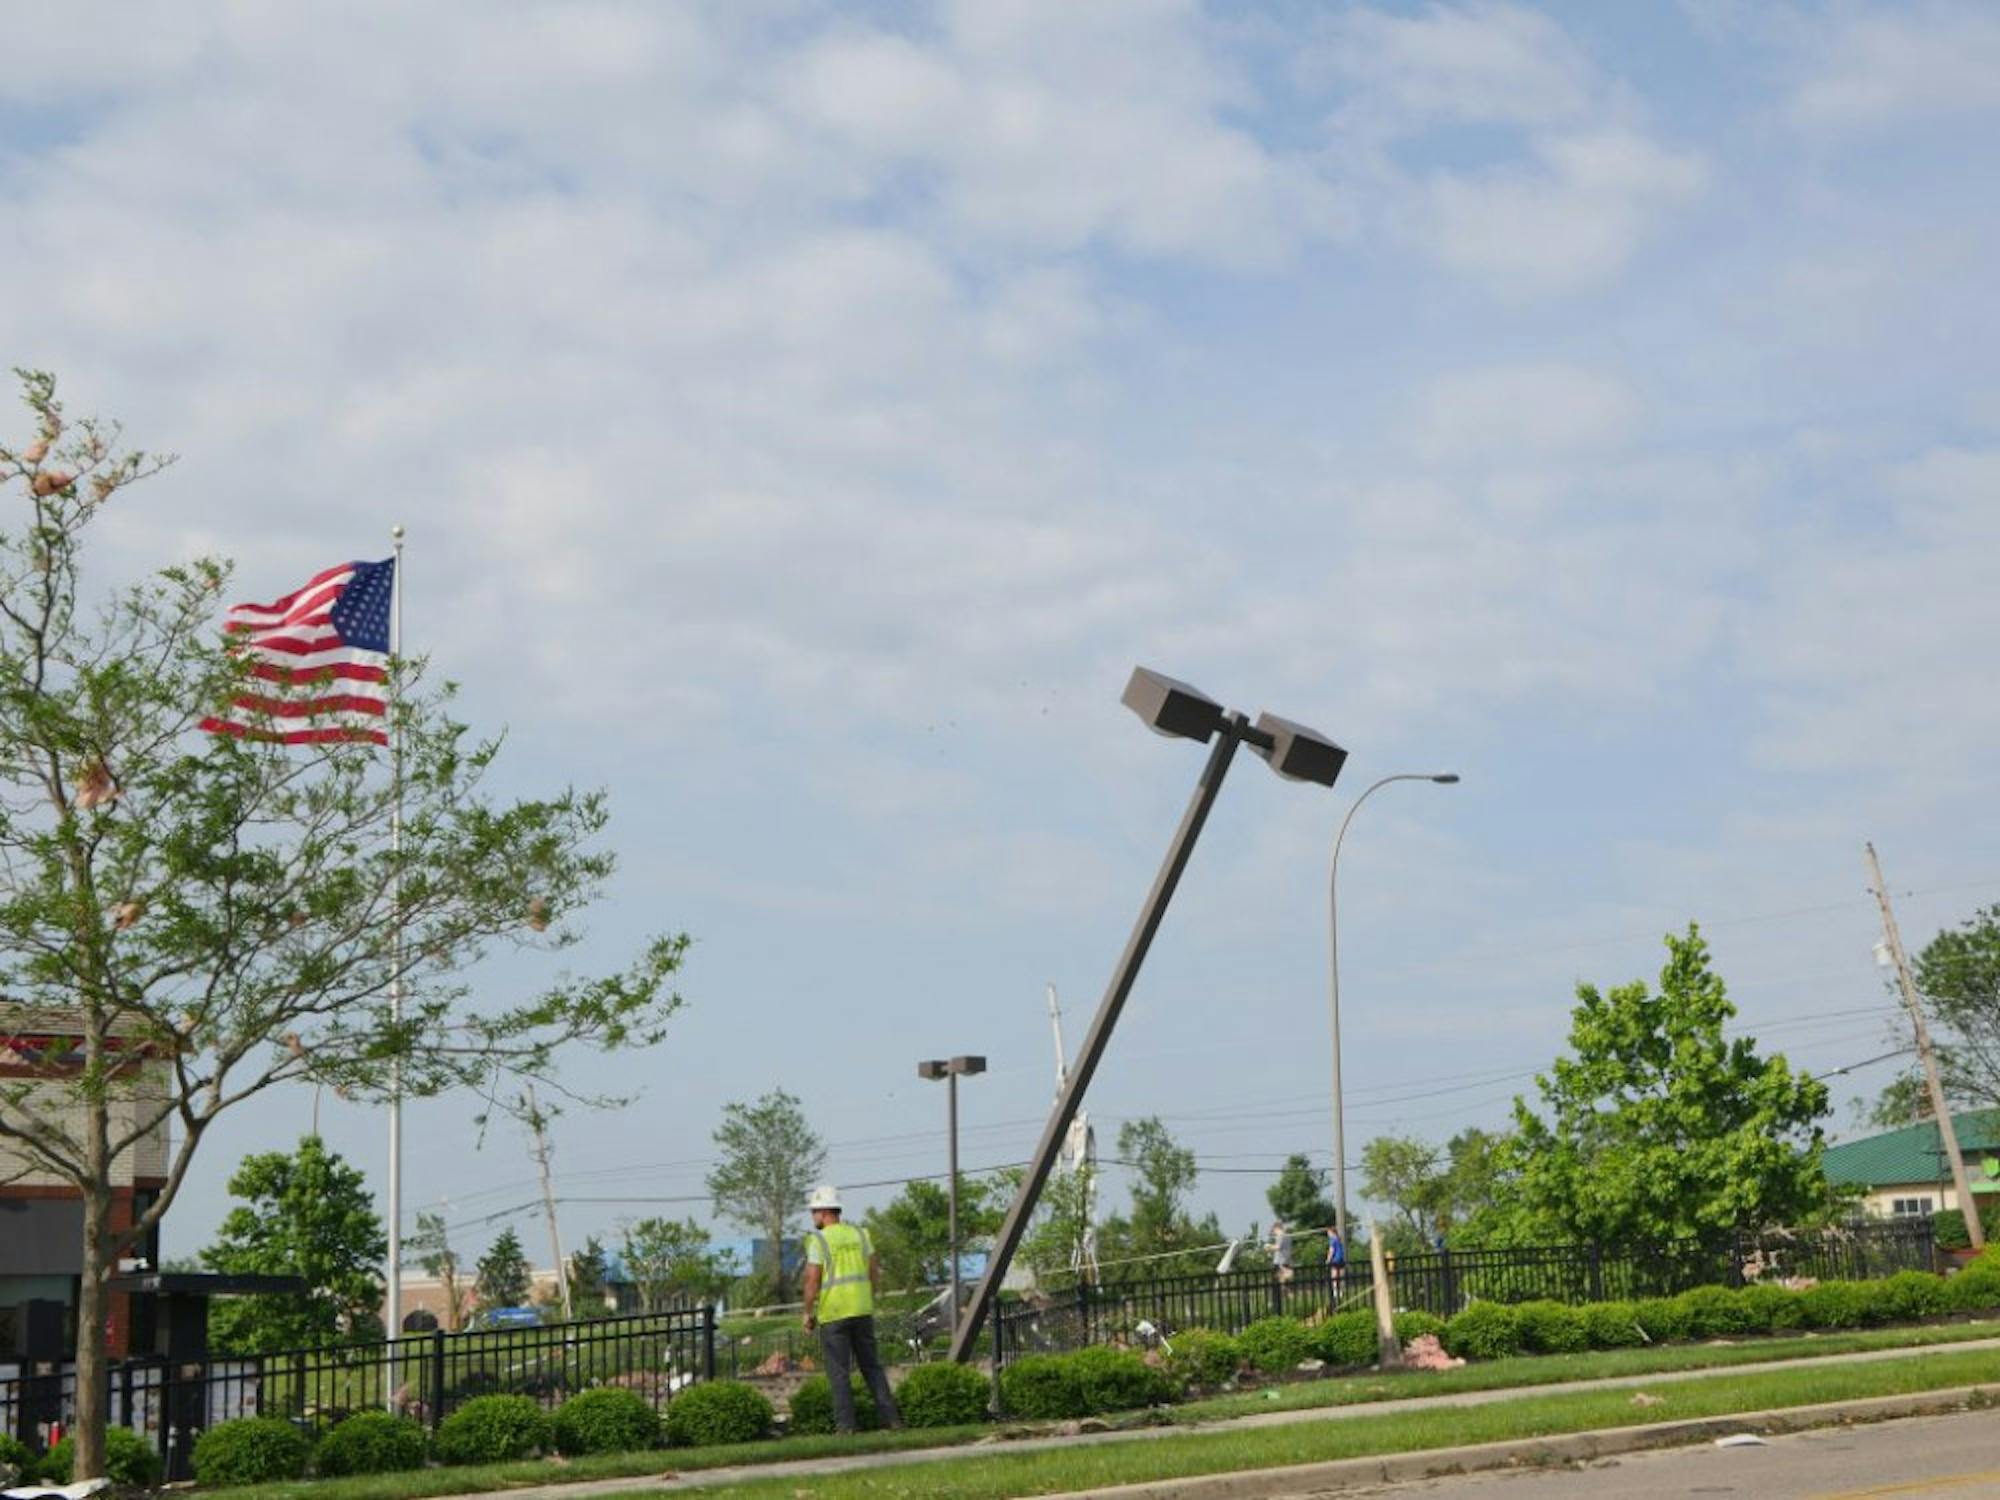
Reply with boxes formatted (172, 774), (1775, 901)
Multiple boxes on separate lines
(1328, 772), (1459, 1246)
(918, 1054), (987, 1328)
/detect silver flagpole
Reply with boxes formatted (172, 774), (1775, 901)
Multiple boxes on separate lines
(387, 525), (406, 1380)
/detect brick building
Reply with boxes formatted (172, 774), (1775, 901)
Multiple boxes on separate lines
(0, 1009), (171, 1356)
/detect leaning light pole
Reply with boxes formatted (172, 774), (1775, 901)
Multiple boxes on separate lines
(949, 667), (1346, 1362)
(1327, 772), (1459, 1246)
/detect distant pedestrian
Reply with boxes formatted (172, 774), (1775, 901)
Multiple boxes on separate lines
(801, 1183), (902, 1434)
(1269, 1220), (1295, 1284)
(1326, 1224), (1347, 1301)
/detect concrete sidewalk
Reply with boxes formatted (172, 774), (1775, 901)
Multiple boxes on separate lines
(492, 1331), (2000, 1499)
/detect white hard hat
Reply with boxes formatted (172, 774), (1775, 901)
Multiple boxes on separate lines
(808, 1183), (842, 1212)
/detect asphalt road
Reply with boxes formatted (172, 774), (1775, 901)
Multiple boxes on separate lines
(1310, 1409), (2000, 1499)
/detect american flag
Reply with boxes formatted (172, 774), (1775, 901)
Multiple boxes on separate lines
(199, 558), (396, 745)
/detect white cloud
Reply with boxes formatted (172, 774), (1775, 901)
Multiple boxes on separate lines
(1788, 4), (2000, 134)
(1406, 362), (1643, 461)
(1418, 130), (1706, 292)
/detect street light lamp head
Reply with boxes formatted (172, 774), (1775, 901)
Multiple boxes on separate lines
(1431, 773), (1461, 784)
(948, 1055), (988, 1076)
(1121, 667), (1225, 744)
(917, 1059), (948, 1080)
(1250, 711), (1348, 788)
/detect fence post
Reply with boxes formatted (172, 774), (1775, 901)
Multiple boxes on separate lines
(1728, 1231), (1745, 1289)
(427, 1330), (445, 1439)
(1588, 1244), (1604, 1304)
(702, 1305), (716, 1382)
(1438, 1248), (1457, 1316)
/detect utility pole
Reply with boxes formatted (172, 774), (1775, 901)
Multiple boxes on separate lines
(524, 1086), (576, 1319)
(1865, 842), (1985, 1251)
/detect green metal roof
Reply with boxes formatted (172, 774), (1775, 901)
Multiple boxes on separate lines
(1824, 1109), (2000, 1191)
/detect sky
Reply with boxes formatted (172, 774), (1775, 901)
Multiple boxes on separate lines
(3, 0), (1998, 1276)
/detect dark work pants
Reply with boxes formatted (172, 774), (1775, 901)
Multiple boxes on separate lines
(818, 1314), (901, 1432)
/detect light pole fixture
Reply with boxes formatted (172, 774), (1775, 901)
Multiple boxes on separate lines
(950, 666), (1345, 1363)
(1328, 772), (1459, 1246)
(919, 1054), (987, 1336)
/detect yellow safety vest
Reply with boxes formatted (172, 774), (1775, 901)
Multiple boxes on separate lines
(809, 1222), (875, 1322)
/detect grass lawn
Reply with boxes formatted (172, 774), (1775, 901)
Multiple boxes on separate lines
(652, 1345), (2000, 1499)
(215, 1321), (1997, 1500)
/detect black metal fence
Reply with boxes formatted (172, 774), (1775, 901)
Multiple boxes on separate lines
(993, 1220), (1937, 1365)
(0, 1306), (716, 1481)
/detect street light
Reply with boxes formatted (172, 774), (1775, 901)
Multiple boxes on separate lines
(1328, 773), (1459, 1246)
(918, 1054), (986, 1332)
(949, 667), (1346, 1363)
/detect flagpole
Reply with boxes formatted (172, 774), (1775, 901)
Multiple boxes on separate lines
(387, 524), (406, 1369)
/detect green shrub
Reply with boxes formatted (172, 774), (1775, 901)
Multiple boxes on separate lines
(997, 1355), (1083, 1420)
(0, 1434), (40, 1484)
(39, 1427), (162, 1489)
(1675, 1285), (1758, 1338)
(787, 1373), (879, 1435)
(1512, 1300), (1589, 1354)
(1067, 1346), (1174, 1413)
(1164, 1329), (1244, 1387)
(663, 1382), (772, 1447)
(1735, 1283), (1805, 1333)
(553, 1387), (660, 1455)
(1393, 1310), (1447, 1345)
(1932, 1201), (2000, 1250)
(1796, 1280), (1881, 1330)
(1313, 1311), (1379, 1367)
(1632, 1296), (1692, 1343)
(1443, 1301), (1521, 1361)
(313, 1411), (427, 1477)
(1876, 1270), (1949, 1322)
(434, 1394), (553, 1465)
(1238, 1315), (1314, 1373)
(192, 1417), (312, 1487)
(1582, 1300), (1646, 1349)
(891, 1362), (990, 1428)
(1943, 1265), (2000, 1313)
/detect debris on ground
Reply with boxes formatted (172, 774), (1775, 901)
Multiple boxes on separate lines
(1714, 1433), (1769, 1448)
(1402, 1334), (1465, 1371)
(1630, 1391), (1665, 1407)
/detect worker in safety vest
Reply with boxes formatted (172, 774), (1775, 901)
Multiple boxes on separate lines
(800, 1183), (902, 1433)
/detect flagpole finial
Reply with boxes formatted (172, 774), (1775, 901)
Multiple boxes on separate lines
(391, 525), (405, 543)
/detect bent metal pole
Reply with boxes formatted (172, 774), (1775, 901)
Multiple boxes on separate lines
(949, 714), (1251, 1362)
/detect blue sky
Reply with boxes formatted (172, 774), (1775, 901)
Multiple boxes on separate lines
(4, 0), (1998, 1270)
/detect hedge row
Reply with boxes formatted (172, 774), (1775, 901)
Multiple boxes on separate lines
(1149, 1258), (2000, 1380)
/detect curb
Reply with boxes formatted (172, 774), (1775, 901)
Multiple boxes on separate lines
(1045, 1383), (2000, 1499)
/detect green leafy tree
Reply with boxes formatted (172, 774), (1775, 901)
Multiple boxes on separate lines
(1914, 905), (2000, 1109)
(1008, 1162), (1099, 1288)
(567, 1235), (611, 1317)
(408, 1210), (472, 1331)
(618, 1216), (731, 1310)
(863, 1175), (1001, 1290)
(1099, 1117), (1221, 1280)
(1265, 1153), (1334, 1233)
(201, 1135), (385, 1352)
(475, 1228), (532, 1311)
(1501, 926), (1833, 1247)
(0, 376), (687, 1477)
(705, 1090), (825, 1300)
(1359, 1135), (1442, 1242)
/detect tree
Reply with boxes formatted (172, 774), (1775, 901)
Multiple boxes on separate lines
(1501, 926), (1833, 1247)
(567, 1235), (611, 1317)
(1009, 1162), (1100, 1289)
(1359, 1135), (1444, 1243)
(863, 1175), (1001, 1290)
(475, 1227), (532, 1311)
(1100, 1117), (1220, 1280)
(0, 375), (688, 1476)
(705, 1090), (824, 1301)
(408, 1211), (472, 1331)
(1265, 1153), (1334, 1232)
(618, 1216), (732, 1310)
(200, 1135), (385, 1353)
(1914, 905), (2000, 1110)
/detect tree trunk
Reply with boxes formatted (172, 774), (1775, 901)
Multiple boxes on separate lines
(73, 1177), (111, 1481)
